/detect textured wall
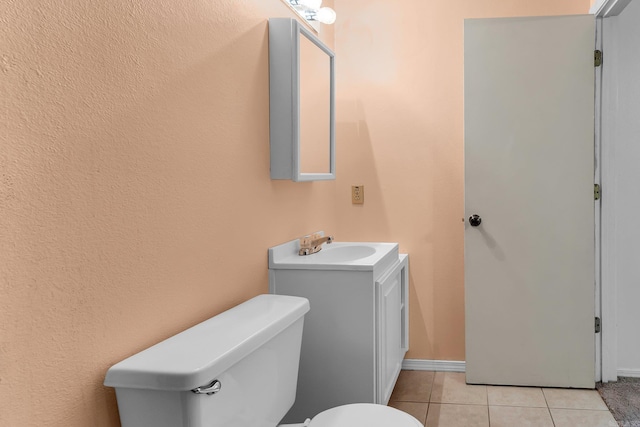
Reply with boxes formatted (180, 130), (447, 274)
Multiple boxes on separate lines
(1, 0), (593, 425)
(333, 0), (591, 361)
(0, 1), (335, 425)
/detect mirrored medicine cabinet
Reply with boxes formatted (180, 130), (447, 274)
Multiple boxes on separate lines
(269, 18), (336, 182)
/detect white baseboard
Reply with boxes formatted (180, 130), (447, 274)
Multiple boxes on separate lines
(402, 359), (466, 373)
(617, 368), (640, 378)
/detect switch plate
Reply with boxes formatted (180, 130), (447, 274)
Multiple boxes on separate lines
(352, 185), (364, 204)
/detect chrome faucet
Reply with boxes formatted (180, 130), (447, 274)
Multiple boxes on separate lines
(299, 234), (334, 256)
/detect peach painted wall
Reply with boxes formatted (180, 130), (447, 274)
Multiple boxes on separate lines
(1, 0), (335, 425)
(332, 0), (591, 361)
(2, 0), (592, 424)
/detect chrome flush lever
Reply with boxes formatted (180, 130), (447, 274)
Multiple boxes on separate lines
(192, 379), (221, 395)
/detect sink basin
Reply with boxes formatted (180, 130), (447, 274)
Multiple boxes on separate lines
(309, 245), (377, 262)
(269, 240), (399, 275)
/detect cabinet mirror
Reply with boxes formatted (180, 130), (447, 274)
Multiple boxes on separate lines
(269, 18), (335, 181)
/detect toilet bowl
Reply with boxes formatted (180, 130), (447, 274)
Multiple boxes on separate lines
(301, 403), (422, 427)
(104, 295), (420, 427)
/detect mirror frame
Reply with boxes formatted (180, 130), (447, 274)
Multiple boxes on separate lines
(269, 18), (336, 182)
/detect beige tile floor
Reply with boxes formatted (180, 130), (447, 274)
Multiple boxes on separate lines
(388, 371), (617, 427)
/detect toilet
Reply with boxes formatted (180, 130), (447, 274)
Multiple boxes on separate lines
(104, 294), (421, 427)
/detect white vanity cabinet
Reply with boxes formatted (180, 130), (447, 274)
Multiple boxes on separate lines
(268, 241), (408, 423)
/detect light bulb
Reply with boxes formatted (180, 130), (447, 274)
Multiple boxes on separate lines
(316, 7), (336, 24)
(299, 0), (322, 9)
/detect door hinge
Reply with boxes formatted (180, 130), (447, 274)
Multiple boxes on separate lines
(595, 317), (601, 333)
(595, 184), (601, 201)
(595, 50), (603, 67)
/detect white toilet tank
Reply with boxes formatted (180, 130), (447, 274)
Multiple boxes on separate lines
(104, 294), (310, 427)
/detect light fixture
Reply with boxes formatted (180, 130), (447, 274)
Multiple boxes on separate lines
(309, 7), (337, 25)
(287, 0), (337, 26)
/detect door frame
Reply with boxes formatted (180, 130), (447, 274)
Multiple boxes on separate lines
(460, 2), (629, 384)
(592, 0), (632, 383)
(594, 15), (603, 384)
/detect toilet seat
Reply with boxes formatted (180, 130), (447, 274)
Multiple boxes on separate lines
(308, 403), (423, 427)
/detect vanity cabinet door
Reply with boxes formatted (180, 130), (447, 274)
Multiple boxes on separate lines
(376, 256), (408, 404)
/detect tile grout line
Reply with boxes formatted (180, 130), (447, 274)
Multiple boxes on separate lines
(433, 403), (493, 406)
(542, 388), (557, 427)
(487, 404), (491, 427)
(485, 382), (490, 427)
(424, 371), (435, 425)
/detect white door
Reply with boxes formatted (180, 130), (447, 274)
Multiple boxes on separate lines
(464, 15), (595, 388)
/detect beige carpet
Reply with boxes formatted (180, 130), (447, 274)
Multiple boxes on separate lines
(597, 377), (640, 427)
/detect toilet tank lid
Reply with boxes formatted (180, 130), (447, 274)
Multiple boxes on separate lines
(104, 294), (309, 391)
